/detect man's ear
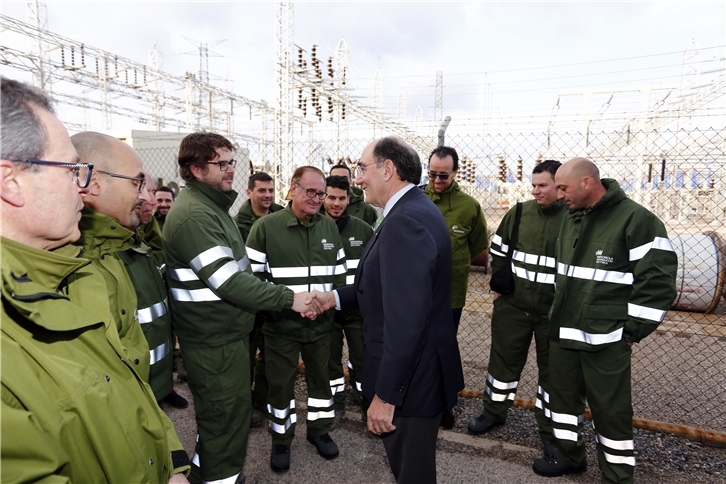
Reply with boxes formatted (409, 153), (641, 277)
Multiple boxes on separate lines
(189, 164), (205, 181)
(84, 171), (102, 197)
(382, 159), (396, 182)
(0, 160), (26, 207)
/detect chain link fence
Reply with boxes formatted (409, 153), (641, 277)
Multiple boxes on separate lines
(133, 127), (726, 434)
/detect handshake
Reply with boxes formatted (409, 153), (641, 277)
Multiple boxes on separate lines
(291, 289), (337, 319)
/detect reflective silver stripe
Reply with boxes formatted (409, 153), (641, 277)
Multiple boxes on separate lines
(485, 385), (515, 402)
(158, 263), (166, 272)
(237, 255), (249, 272)
(190, 246), (234, 272)
(334, 263), (347, 275)
(192, 452), (200, 467)
(355, 381), (362, 391)
(628, 303), (667, 322)
(245, 246), (267, 263)
(207, 260), (241, 290)
(347, 360), (354, 370)
(488, 373), (518, 390)
(539, 255), (556, 268)
(557, 263), (634, 285)
(308, 396), (334, 408)
(347, 259), (360, 270)
(346, 275), (355, 285)
(513, 250), (540, 265)
(329, 377), (345, 386)
(170, 287), (221, 302)
(268, 414), (297, 434)
(311, 283), (333, 292)
(560, 326), (623, 346)
(267, 400), (295, 419)
(603, 451), (635, 466)
(331, 384), (345, 394)
(310, 265), (337, 277)
(336, 248), (345, 260)
(553, 428), (579, 442)
(597, 433), (634, 450)
(551, 411), (583, 426)
(286, 284), (308, 293)
(307, 410), (335, 421)
(137, 299), (167, 324)
(167, 267), (199, 282)
(535, 398), (552, 418)
(251, 264), (267, 273)
(536, 272), (556, 284)
(489, 247), (506, 258)
(204, 471), (243, 484)
(149, 340), (171, 365)
(271, 267), (309, 278)
(538, 385), (550, 403)
(630, 236), (675, 261)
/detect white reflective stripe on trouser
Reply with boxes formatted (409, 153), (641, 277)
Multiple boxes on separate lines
(192, 452), (200, 467)
(267, 399), (295, 419)
(329, 377), (345, 394)
(308, 396), (334, 408)
(190, 246), (235, 272)
(150, 340), (171, 365)
(170, 287), (221, 302)
(269, 414), (297, 434)
(603, 452), (636, 466)
(597, 433), (634, 450)
(308, 410), (335, 421)
(137, 299), (167, 324)
(628, 302), (667, 323)
(553, 428), (579, 442)
(487, 373), (518, 390)
(204, 471), (243, 484)
(550, 410), (583, 426)
(485, 385), (515, 402)
(355, 381), (362, 392)
(538, 385), (550, 403)
(535, 397), (551, 418)
(559, 326), (623, 346)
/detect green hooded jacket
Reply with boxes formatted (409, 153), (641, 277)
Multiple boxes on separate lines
(235, 198), (284, 243)
(348, 186), (378, 226)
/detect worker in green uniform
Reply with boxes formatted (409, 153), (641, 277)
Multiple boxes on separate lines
(154, 185), (175, 231)
(163, 132), (317, 484)
(322, 175), (374, 428)
(235, 171), (285, 427)
(246, 166), (346, 473)
(468, 160), (566, 458)
(330, 163), (378, 225)
(532, 158), (677, 483)
(1, 76), (190, 483)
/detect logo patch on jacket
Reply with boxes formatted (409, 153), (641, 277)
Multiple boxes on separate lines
(349, 236), (363, 247)
(321, 238), (335, 250)
(451, 224), (466, 234)
(595, 249), (613, 265)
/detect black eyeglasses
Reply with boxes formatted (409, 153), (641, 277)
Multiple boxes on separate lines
(357, 161), (381, 173)
(97, 170), (146, 193)
(428, 171), (454, 181)
(207, 159), (236, 171)
(295, 183), (326, 200)
(9, 158), (94, 188)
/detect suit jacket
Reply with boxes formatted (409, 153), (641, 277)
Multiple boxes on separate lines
(338, 187), (465, 417)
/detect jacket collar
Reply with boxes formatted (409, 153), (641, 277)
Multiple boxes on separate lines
(187, 179), (238, 212)
(2, 237), (88, 293)
(423, 180), (460, 202)
(77, 208), (136, 255)
(282, 203), (323, 227)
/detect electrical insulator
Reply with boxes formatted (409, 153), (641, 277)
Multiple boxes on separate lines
(517, 157), (523, 181)
(342, 67), (347, 86)
(341, 103), (346, 120)
(311, 45), (317, 60)
(302, 100), (307, 117)
(328, 57), (334, 78)
(317, 105), (322, 122)
(298, 48), (303, 68)
(61, 47), (65, 67)
(499, 158), (507, 183)
(81, 44), (86, 67)
(328, 100), (334, 121)
(298, 88), (303, 110)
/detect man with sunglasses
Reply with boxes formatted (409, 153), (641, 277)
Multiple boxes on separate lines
(163, 133), (318, 484)
(1, 77), (190, 483)
(246, 166), (346, 473)
(423, 145), (489, 429)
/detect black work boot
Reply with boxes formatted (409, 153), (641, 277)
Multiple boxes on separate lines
(533, 454), (587, 477)
(270, 444), (291, 473)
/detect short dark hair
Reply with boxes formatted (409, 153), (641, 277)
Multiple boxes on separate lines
(326, 175), (350, 193)
(1, 77), (55, 166)
(329, 164), (352, 178)
(532, 159), (561, 179)
(373, 137), (421, 185)
(154, 185), (175, 200)
(428, 146), (459, 171)
(248, 171), (273, 190)
(178, 132), (235, 182)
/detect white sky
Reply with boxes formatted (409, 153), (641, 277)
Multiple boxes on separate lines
(2, 1), (725, 136)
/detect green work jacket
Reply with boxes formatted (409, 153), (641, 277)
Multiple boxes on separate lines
(235, 199), (284, 243)
(490, 199), (567, 316)
(1, 237), (189, 483)
(550, 179), (678, 351)
(137, 217), (165, 268)
(348, 186), (378, 226)
(246, 205), (346, 342)
(424, 181), (489, 308)
(119, 242), (173, 401)
(162, 180), (294, 349)
(77, 208), (151, 382)
(335, 213), (374, 286)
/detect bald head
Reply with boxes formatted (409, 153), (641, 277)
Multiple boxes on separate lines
(555, 157), (607, 210)
(70, 131), (119, 172)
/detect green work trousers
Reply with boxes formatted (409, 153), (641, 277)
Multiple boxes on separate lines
(482, 296), (552, 437)
(183, 337), (251, 484)
(249, 313), (268, 410)
(265, 333), (334, 445)
(549, 339), (635, 484)
(329, 311), (366, 411)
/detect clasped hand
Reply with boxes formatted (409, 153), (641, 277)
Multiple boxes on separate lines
(292, 290), (337, 319)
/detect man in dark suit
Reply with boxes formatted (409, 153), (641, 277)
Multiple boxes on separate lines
(313, 136), (464, 483)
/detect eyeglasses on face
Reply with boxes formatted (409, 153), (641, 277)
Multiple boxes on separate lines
(295, 183), (326, 200)
(9, 158), (94, 188)
(207, 159), (236, 171)
(97, 170), (146, 193)
(357, 161), (381, 173)
(428, 171), (454, 181)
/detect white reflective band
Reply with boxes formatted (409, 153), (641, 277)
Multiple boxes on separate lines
(137, 299), (167, 324)
(149, 340), (171, 365)
(512, 264), (538, 282)
(336, 248), (345, 260)
(267, 400), (295, 419)
(489, 248), (506, 258)
(308, 397), (334, 408)
(347, 259), (360, 269)
(331, 384), (345, 394)
(170, 287), (221, 302)
(307, 410), (335, 421)
(347, 360), (354, 370)
(237, 255), (249, 272)
(334, 263), (347, 275)
(553, 428), (579, 442)
(560, 326), (623, 346)
(286, 284), (308, 293)
(245, 246), (267, 263)
(190, 246), (234, 272)
(355, 381), (362, 391)
(537, 386), (550, 403)
(551, 411), (583, 426)
(310, 283), (333, 292)
(630, 236), (675, 261)
(192, 452), (200, 467)
(557, 263), (634, 285)
(310, 265), (337, 277)
(251, 264), (267, 273)
(539, 255), (556, 268)
(535, 398), (552, 418)
(196, 434), (199, 442)
(207, 260), (241, 290)
(628, 303), (667, 322)
(488, 373), (518, 390)
(499, 242), (510, 253)
(603, 451), (636, 466)
(513, 250), (540, 266)
(346, 275), (355, 285)
(329, 377), (345, 386)
(485, 385), (515, 402)
(597, 433), (634, 450)
(159, 263), (166, 272)
(167, 268), (199, 282)
(268, 414), (297, 434)
(536, 272), (556, 284)
(203, 471), (242, 484)
(271, 266), (309, 278)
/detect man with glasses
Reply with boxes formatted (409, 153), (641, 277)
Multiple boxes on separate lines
(246, 166), (346, 473)
(423, 145), (488, 429)
(329, 163), (378, 225)
(163, 132), (317, 484)
(1, 77), (190, 482)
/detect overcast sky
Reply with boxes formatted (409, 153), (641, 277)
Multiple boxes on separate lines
(2, 1), (724, 135)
